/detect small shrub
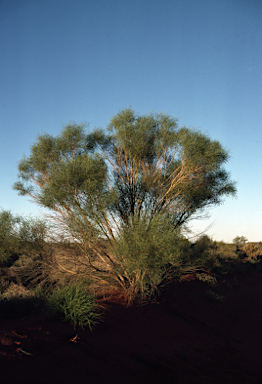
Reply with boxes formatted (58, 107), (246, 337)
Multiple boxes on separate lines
(196, 273), (217, 286)
(180, 235), (218, 271)
(0, 210), (50, 271)
(205, 241), (239, 274)
(0, 267), (21, 293)
(14, 247), (57, 292)
(45, 280), (103, 330)
(242, 243), (262, 261)
(0, 210), (20, 267)
(1, 282), (32, 299)
(18, 217), (49, 251)
(0, 285), (42, 318)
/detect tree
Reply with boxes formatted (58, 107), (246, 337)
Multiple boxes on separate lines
(13, 108), (236, 303)
(233, 236), (248, 248)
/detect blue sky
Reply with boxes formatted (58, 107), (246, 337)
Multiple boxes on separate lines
(1, 0), (261, 242)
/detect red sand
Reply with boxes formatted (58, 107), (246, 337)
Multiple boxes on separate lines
(1, 268), (262, 384)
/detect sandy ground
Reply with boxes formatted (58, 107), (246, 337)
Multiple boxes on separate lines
(1, 266), (262, 384)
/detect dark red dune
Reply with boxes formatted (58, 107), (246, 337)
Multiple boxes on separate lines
(1, 268), (262, 384)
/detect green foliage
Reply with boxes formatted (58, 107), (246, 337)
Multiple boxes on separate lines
(107, 109), (236, 228)
(211, 242), (239, 273)
(0, 210), (20, 266)
(180, 235), (216, 270)
(108, 213), (182, 303)
(233, 236), (248, 247)
(45, 280), (103, 330)
(18, 217), (49, 250)
(13, 108), (236, 303)
(0, 209), (49, 267)
(0, 210), (53, 301)
(180, 235), (240, 275)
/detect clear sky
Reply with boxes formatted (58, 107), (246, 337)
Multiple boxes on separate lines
(1, 0), (261, 243)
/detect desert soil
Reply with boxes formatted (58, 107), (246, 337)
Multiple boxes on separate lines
(1, 267), (262, 384)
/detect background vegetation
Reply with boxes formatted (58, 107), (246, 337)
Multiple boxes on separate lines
(0, 207), (261, 329)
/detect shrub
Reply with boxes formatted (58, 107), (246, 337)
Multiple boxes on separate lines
(180, 235), (218, 273)
(181, 236), (240, 274)
(45, 280), (103, 330)
(0, 284), (42, 319)
(18, 217), (49, 251)
(196, 273), (217, 286)
(242, 243), (262, 261)
(0, 210), (20, 266)
(0, 267), (21, 293)
(210, 242), (239, 274)
(14, 246), (57, 293)
(108, 214), (182, 304)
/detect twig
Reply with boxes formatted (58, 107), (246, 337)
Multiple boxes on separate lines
(17, 347), (33, 356)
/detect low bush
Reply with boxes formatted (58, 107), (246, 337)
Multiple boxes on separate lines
(196, 273), (217, 286)
(0, 267), (21, 293)
(18, 216), (49, 252)
(0, 210), (20, 267)
(14, 247), (57, 293)
(180, 236), (240, 276)
(45, 280), (103, 330)
(242, 243), (262, 261)
(0, 284), (43, 318)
